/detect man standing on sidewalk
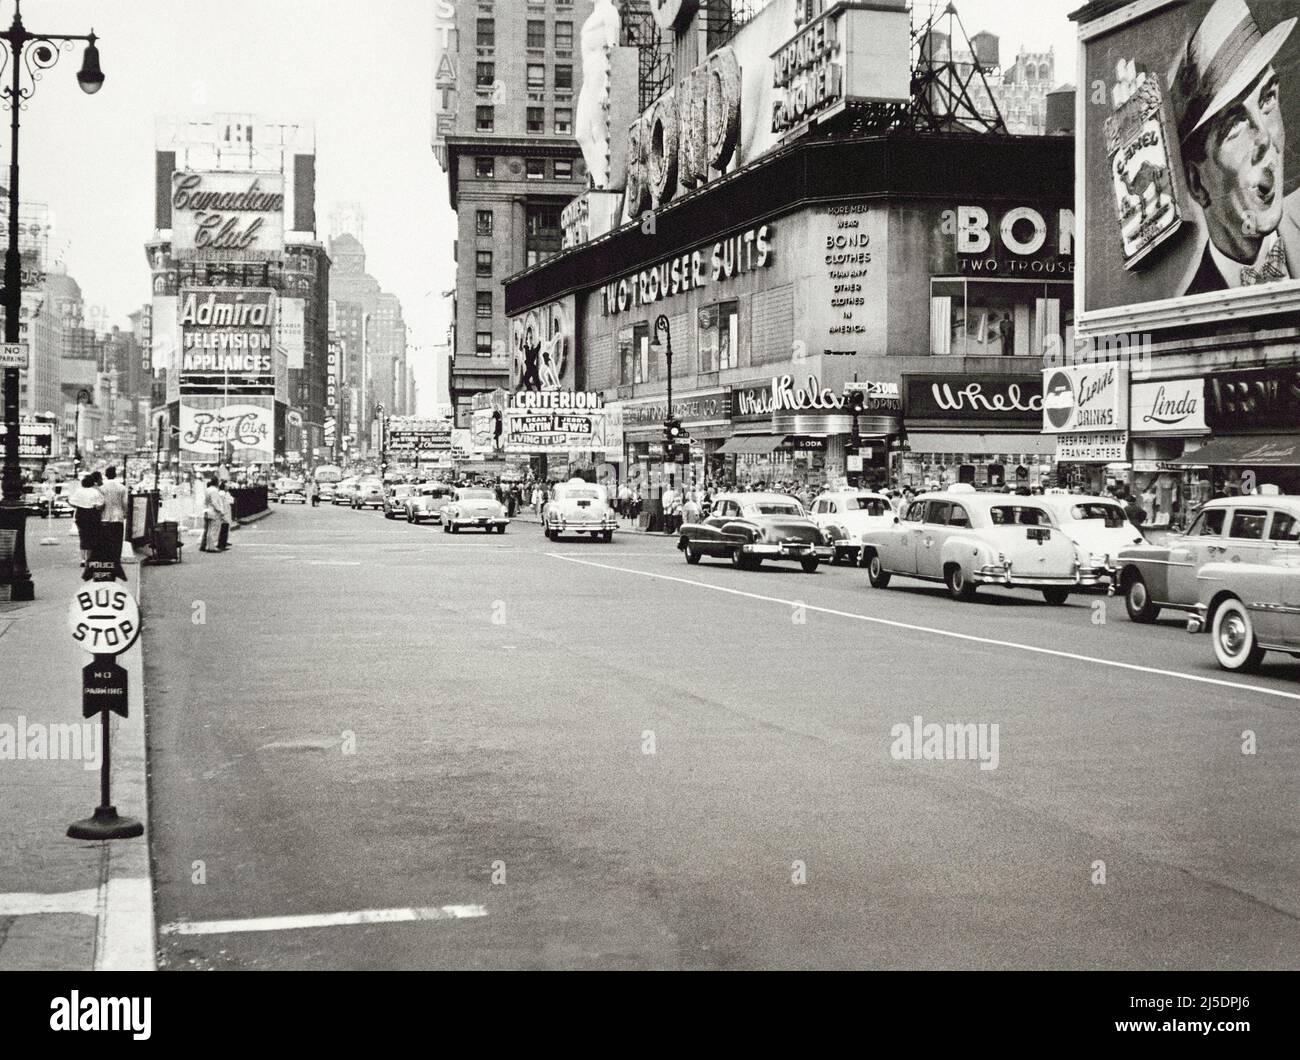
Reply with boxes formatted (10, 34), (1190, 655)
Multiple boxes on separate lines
(217, 481), (235, 551)
(98, 466), (129, 563)
(201, 477), (222, 553)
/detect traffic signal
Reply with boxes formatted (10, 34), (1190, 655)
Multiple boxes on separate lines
(664, 418), (685, 445)
(847, 390), (866, 414)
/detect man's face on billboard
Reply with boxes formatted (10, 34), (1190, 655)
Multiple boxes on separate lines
(1188, 66), (1285, 257)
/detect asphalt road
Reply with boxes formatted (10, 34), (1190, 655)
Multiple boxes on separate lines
(141, 502), (1300, 969)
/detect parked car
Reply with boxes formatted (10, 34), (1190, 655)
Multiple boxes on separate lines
(351, 477), (385, 510)
(383, 483), (415, 519)
(858, 488), (1106, 603)
(1114, 496), (1300, 623)
(404, 483), (455, 524)
(806, 490), (898, 565)
(442, 487), (509, 533)
(1187, 551), (1300, 671)
(331, 476), (360, 505)
(677, 492), (833, 572)
(542, 478), (617, 542)
(1030, 493), (1145, 578)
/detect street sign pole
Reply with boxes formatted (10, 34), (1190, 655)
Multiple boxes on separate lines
(65, 580), (143, 841)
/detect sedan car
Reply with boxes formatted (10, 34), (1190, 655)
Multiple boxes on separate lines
(1031, 494), (1145, 577)
(542, 478), (617, 542)
(858, 488), (1105, 603)
(331, 476), (359, 505)
(442, 487), (508, 533)
(404, 483), (455, 524)
(1186, 552), (1300, 671)
(350, 477), (385, 510)
(1114, 496), (1300, 623)
(273, 477), (307, 504)
(677, 492), (833, 572)
(806, 490), (898, 565)
(383, 483), (415, 519)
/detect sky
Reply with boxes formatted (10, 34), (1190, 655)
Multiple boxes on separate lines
(16, 0), (1078, 415)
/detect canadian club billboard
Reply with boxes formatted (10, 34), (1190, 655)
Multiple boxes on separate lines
(171, 170), (285, 259)
(178, 287), (275, 386)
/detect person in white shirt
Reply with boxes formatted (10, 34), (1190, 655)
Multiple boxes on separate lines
(98, 466), (129, 561)
(217, 483), (235, 551)
(201, 478), (222, 553)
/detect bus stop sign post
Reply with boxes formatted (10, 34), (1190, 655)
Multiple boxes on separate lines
(65, 583), (143, 841)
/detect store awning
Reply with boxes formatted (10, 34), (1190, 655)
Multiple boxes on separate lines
(1168, 434), (1300, 468)
(717, 435), (788, 455)
(906, 432), (1057, 455)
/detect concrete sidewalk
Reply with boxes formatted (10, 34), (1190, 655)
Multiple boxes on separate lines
(0, 524), (155, 971)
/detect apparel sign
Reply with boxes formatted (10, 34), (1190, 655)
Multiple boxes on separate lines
(905, 375), (1043, 424)
(599, 225), (773, 317)
(1130, 379), (1207, 434)
(1205, 366), (1300, 433)
(179, 395), (273, 464)
(1041, 364), (1128, 433)
(171, 171), (285, 257)
(178, 288), (274, 379)
(622, 389), (729, 427)
(772, 5), (844, 135)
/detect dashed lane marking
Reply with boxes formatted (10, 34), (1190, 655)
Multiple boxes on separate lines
(547, 554), (1300, 704)
(159, 904), (488, 936)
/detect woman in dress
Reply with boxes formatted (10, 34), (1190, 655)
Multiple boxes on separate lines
(69, 473), (105, 568)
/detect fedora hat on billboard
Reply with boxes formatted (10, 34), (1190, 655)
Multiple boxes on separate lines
(1169, 0), (1296, 144)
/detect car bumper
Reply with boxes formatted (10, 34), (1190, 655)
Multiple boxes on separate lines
(450, 517), (508, 528)
(742, 542), (834, 560)
(1186, 604), (1209, 634)
(972, 564), (1108, 588)
(549, 518), (617, 531)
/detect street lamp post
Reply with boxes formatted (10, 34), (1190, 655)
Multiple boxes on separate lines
(0, 1), (103, 601)
(72, 389), (91, 479)
(651, 314), (675, 518)
(375, 403), (386, 479)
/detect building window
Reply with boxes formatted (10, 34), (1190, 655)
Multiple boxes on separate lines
(555, 22), (574, 52)
(555, 65), (573, 91)
(527, 64), (545, 91)
(476, 105), (494, 132)
(526, 20), (546, 49)
(476, 19), (495, 48)
(476, 291), (493, 319)
(697, 301), (739, 373)
(525, 158), (545, 181)
(527, 107), (545, 134)
(554, 107), (572, 134)
(476, 61), (495, 88)
(475, 157), (494, 178)
(476, 332), (493, 357)
(476, 250), (493, 277)
(618, 324), (653, 385)
(475, 209), (494, 236)
(554, 159), (572, 180)
(929, 279), (1072, 357)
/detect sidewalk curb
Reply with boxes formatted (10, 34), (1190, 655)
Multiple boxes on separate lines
(92, 564), (156, 971)
(235, 507), (273, 528)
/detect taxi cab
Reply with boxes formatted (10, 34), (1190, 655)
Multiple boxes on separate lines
(543, 478), (617, 542)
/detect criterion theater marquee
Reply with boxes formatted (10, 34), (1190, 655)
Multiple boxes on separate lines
(599, 225), (773, 317)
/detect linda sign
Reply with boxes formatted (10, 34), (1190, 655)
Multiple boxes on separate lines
(1129, 380), (1207, 435)
(171, 170), (285, 257)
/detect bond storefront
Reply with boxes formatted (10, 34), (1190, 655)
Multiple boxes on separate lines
(902, 374), (1051, 489)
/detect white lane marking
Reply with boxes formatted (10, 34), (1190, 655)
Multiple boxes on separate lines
(0, 889), (99, 916)
(307, 561), (362, 566)
(547, 554), (1300, 704)
(160, 904), (487, 936)
(96, 878), (156, 972)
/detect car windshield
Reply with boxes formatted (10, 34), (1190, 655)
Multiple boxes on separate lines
(846, 497), (891, 515)
(460, 490), (495, 500)
(1068, 503), (1127, 527)
(749, 503), (803, 517)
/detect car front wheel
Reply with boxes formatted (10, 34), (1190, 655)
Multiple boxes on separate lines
(945, 564), (976, 601)
(1124, 573), (1160, 623)
(684, 542), (701, 565)
(1212, 597), (1266, 672)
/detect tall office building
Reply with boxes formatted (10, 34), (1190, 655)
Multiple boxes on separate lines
(432, 0), (594, 426)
